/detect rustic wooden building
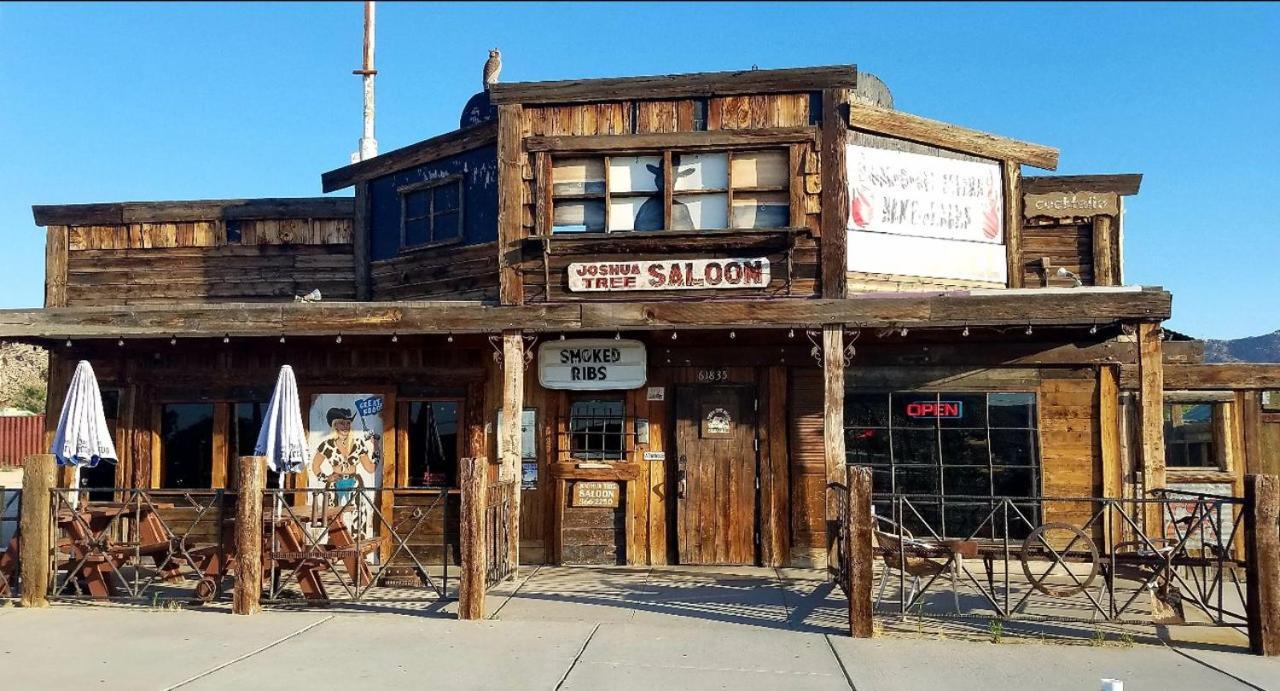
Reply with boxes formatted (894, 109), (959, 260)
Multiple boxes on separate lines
(4, 64), (1278, 570)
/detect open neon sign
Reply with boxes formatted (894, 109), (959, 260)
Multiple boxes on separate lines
(905, 401), (964, 419)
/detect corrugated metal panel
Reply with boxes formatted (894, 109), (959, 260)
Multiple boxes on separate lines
(0, 415), (45, 467)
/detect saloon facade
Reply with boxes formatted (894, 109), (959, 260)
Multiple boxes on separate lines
(7, 64), (1280, 569)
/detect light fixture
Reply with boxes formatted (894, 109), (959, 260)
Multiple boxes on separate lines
(615, 331), (621, 341)
(390, 333), (398, 343)
(788, 329), (795, 339)
(1089, 324), (1099, 335)
(279, 335), (287, 344)
(671, 332), (678, 340)
(117, 338), (124, 347)
(169, 336), (177, 346)
(900, 327), (909, 337)
(1025, 324), (1034, 336)
(447, 333), (454, 343)
(559, 333), (566, 341)
(335, 334), (343, 344)
(64, 339), (72, 348)
(223, 334), (230, 344)
(961, 326), (970, 337)
(730, 331), (736, 340)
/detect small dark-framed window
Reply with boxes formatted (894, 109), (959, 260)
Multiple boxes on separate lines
(399, 174), (464, 250)
(569, 399), (626, 462)
(1164, 402), (1220, 469)
(159, 403), (215, 490)
(404, 399), (462, 487)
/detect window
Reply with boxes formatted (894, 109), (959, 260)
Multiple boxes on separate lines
(79, 389), (121, 498)
(1165, 403), (1218, 468)
(569, 400), (625, 461)
(550, 148), (789, 233)
(406, 401), (461, 487)
(400, 175), (463, 249)
(230, 401), (285, 490)
(160, 403), (214, 489)
(845, 392), (1040, 539)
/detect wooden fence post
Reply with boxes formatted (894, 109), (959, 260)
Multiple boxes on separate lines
(1245, 473), (1280, 655)
(458, 456), (487, 620)
(18, 454), (56, 608)
(232, 455), (264, 616)
(846, 465), (874, 638)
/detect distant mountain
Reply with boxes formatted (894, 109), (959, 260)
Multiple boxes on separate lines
(1203, 330), (1280, 363)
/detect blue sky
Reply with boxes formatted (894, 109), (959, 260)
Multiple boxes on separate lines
(1, 2), (1276, 339)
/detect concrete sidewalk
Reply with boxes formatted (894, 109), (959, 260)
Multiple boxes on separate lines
(0, 566), (1275, 690)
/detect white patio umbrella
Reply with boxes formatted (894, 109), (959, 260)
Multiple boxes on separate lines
(50, 361), (118, 507)
(253, 365), (307, 487)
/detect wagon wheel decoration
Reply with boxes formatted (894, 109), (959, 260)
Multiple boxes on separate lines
(1019, 523), (1100, 598)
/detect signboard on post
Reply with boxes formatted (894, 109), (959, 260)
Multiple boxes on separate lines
(846, 144), (1007, 284)
(1023, 191), (1119, 218)
(571, 481), (621, 508)
(538, 339), (647, 390)
(566, 258), (770, 292)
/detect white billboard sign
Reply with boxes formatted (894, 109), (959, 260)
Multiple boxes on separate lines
(538, 339), (647, 390)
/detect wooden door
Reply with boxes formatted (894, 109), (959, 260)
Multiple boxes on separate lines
(675, 385), (758, 565)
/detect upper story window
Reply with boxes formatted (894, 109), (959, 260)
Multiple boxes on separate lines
(400, 175), (464, 249)
(1164, 402), (1219, 469)
(550, 148), (789, 234)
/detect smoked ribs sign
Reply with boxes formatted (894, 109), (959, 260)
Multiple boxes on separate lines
(566, 257), (771, 292)
(538, 339), (647, 390)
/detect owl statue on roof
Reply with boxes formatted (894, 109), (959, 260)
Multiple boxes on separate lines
(483, 49), (502, 90)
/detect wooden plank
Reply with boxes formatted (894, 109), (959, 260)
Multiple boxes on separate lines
(321, 122), (497, 192)
(211, 404), (229, 489)
(501, 330), (524, 571)
(232, 455), (264, 615)
(1099, 365), (1121, 549)
(353, 182), (371, 300)
(498, 104), (524, 305)
(525, 127), (818, 152)
(821, 89), (850, 298)
(34, 198), (353, 226)
(762, 366), (789, 566)
(847, 464), (873, 638)
(490, 65), (857, 105)
(1123, 364), (1280, 391)
(1003, 161), (1023, 288)
(848, 101), (1058, 170)
(457, 455), (487, 619)
(1138, 323), (1165, 529)
(1246, 474), (1280, 655)
(45, 226), (68, 308)
(1092, 215), (1115, 287)
(823, 325), (846, 570)
(1023, 174), (1142, 196)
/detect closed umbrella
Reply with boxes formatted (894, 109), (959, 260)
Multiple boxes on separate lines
(50, 361), (118, 507)
(254, 365), (307, 478)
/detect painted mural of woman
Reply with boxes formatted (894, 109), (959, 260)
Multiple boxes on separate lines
(310, 407), (377, 503)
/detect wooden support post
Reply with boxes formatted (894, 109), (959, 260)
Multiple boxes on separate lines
(1246, 474), (1280, 656)
(44, 226), (68, 308)
(18, 454), (56, 608)
(1099, 365), (1122, 550)
(1092, 215), (1114, 287)
(232, 455), (264, 616)
(1137, 322), (1166, 531)
(500, 329), (523, 572)
(823, 324), (847, 569)
(820, 88), (850, 299)
(846, 465), (873, 638)
(353, 181), (372, 300)
(497, 104), (525, 306)
(458, 455), (487, 620)
(1003, 161), (1023, 288)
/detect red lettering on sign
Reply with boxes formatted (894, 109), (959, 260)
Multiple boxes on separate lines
(905, 401), (964, 418)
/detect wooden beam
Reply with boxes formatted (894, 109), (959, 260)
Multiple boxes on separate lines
(1122, 364), (1280, 391)
(1092, 215), (1115, 287)
(846, 465), (874, 638)
(489, 64), (857, 105)
(823, 324), (846, 569)
(33, 198), (354, 226)
(458, 455), (487, 619)
(1099, 365), (1122, 548)
(500, 330), (524, 571)
(44, 226), (68, 308)
(352, 182), (372, 300)
(1023, 174), (1142, 196)
(525, 127), (818, 153)
(321, 122), (498, 193)
(821, 88), (851, 299)
(232, 455), (264, 615)
(1137, 323), (1166, 529)
(1246, 474), (1280, 656)
(848, 101), (1059, 170)
(18, 454), (56, 608)
(1003, 161), (1023, 288)
(497, 104), (524, 306)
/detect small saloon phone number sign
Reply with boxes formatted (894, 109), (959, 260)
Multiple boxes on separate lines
(567, 258), (771, 292)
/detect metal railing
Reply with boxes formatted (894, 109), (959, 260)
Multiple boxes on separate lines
(48, 488), (232, 603)
(0, 487), (19, 597)
(485, 480), (517, 587)
(261, 486), (456, 604)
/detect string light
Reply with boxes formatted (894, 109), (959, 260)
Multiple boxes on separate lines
(64, 339), (72, 348)
(961, 326), (970, 337)
(559, 333), (566, 340)
(169, 336), (177, 346)
(614, 331), (621, 341)
(1089, 324), (1099, 335)
(730, 331), (736, 340)
(787, 329), (795, 339)
(117, 338), (125, 347)
(1025, 324), (1034, 336)
(671, 332), (678, 340)
(279, 335), (287, 344)
(335, 334), (343, 344)
(447, 333), (454, 343)
(900, 327), (909, 337)
(223, 334), (230, 344)
(390, 333), (398, 343)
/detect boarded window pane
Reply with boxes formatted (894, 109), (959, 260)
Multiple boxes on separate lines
(672, 153), (728, 191)
(730, 150), (788, 189)
(608, 156), (661, 194)
(610, 195), (663, 232)
(552, 158), (605, 196)
(672, 193), (727, 230)
(731, 192), (789, 228)
(553, 199), (605, 233)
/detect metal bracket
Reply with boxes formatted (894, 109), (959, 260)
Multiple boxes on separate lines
(805, 327), (859, 367)
(489, 334), (538, 370)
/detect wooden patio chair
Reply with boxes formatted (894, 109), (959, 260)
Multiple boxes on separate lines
(873, 517), (961, 614)
(0, 535), (17, 596)
(268, 517), (333, 601)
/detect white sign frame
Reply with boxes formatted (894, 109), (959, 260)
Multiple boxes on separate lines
(538, 338), (647, 391)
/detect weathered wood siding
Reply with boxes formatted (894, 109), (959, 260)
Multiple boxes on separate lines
(371, 241), (499, 301)
(62, 218), (355, 306)
(1019, 220), (1097, 288)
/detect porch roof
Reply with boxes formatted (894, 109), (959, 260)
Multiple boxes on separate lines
(0, 287), (1170, 342)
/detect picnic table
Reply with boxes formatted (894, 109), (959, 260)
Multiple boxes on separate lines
(55, 501), (184, 598)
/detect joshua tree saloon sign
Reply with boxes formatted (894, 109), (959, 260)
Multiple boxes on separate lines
(567, 257), (771, 292)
